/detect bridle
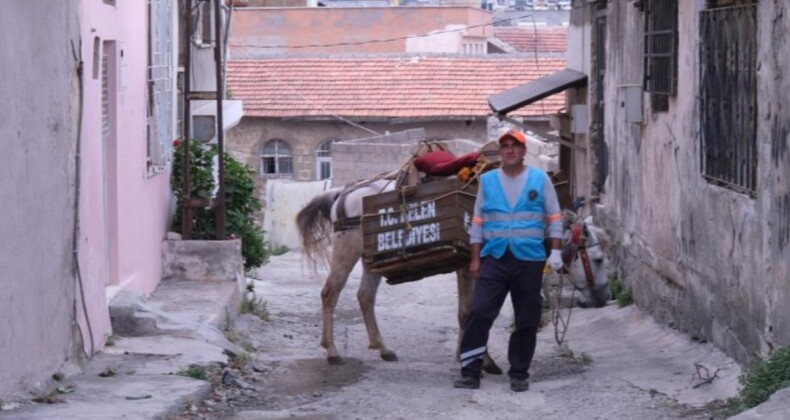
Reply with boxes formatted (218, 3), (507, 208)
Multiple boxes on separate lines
(563, 221), (601, 287)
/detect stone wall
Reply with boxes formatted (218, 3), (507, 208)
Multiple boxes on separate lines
(568, 1), (790, 364)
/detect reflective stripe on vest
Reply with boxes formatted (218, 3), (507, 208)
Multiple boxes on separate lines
(480, 167), (547, 261)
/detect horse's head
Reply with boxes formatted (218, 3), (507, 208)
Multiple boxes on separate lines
(563, 214), (612, 308)
(580, 216), (609, 263)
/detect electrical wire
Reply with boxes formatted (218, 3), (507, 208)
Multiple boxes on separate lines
(229, 13), (536, 50)
(70, 38), (96, 358)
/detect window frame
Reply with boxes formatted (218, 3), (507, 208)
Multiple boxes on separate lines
(699, 2), (758, 195)
(146, 0), (175, 175)
(315, 138), (335, 181)
(643, 0), (678, 114)
(260, 139), (294, 179)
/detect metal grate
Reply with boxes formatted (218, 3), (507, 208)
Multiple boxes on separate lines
(147, 0), (174, 171)
(699, 4), (757, 195)
(102, 50), (110, 139)
(594, 11), (608, 194)
(643, 0), (678, 95)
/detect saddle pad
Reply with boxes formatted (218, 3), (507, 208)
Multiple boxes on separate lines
(414, 151), (480, 176)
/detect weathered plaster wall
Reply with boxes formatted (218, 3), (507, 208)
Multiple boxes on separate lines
(0, 0), (81, 399)
(589, 1), (790, 364)
(760, 0), (790, 354)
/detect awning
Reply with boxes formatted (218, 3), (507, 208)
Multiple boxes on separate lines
(488, 68), (588, 115)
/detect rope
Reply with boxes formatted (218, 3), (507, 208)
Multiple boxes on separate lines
(548, 271), (575, 347)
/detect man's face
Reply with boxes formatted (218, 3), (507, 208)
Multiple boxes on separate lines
(499, 137), (526, 166)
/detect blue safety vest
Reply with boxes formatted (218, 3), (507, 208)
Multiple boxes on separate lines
(480, 167), (547, 261)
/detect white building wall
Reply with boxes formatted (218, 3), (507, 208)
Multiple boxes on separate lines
(264, 180), (333, 250)
(405, 25), (465, 53)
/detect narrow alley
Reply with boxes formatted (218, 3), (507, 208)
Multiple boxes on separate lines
(175, 251), (740, 419)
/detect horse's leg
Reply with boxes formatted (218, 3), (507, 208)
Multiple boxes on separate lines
(456, 269), (503, 375)
(320, 231), (359, 365)
(358, 265), (398, 362)
(455, 269), (473, 361)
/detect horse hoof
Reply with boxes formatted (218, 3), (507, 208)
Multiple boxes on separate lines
(381, 351), (398, 362)
(327, 356), (344, 365)
(483, 361), (503, 375)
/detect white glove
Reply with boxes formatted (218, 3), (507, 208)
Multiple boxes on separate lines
(547, 249), (564, 272)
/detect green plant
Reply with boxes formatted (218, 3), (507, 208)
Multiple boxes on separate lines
(224, 330), (257, 353)
(735, 347), (790, 410)
(231, 351), (252, 366)
(578, 352), (593, 365)
(241, 294), (269, 321)
(617, 287), (633, 307)
(608, 273), (633, 307)
(269, 244), (289, 256)
(178, 365), (207, 381)
(98, 367), (116, 377)
(171, 143), (269, 271)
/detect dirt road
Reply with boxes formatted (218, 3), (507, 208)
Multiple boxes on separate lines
(182, 251), (741, 419)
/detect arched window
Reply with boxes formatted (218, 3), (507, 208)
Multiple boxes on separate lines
(260, 139), (293, 178)
(315, 138), (335, 180)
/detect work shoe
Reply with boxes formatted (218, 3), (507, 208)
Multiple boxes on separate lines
(453, 376), (480, 389)
(510, 378), (529, 392)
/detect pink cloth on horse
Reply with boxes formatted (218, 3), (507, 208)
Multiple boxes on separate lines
(414, 151), (480, 176)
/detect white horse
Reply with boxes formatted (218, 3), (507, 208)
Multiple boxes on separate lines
(296, 177), (502, 373)
(560, 212), (612, 308)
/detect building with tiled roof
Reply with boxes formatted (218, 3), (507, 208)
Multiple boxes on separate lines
(226, 54), (566, 183)
(493, 26), (567, 55)
(229, 7), (492, 57)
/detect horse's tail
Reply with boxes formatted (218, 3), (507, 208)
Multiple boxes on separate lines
(296, 189), (341, 271)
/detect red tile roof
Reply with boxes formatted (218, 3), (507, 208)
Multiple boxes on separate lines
(493, 26), (567, 54)
(227, 56), (567, 119)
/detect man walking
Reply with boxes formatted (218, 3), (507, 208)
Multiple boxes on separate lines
(454, 128), (564, 392)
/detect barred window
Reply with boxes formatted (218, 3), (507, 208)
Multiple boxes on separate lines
(643, 0), (678, 102)
(146, 0), (174, 173)
(260, 139), (293, 178)
(699, 2), (758, 195)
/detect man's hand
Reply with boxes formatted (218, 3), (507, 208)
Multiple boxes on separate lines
(547, 249), (563, 272)
(469, 257), (481, 279)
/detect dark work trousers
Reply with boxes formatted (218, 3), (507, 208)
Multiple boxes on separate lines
(459, 250), (545, 381)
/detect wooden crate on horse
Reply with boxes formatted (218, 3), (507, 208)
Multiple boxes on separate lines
(361, 178), (477, 285)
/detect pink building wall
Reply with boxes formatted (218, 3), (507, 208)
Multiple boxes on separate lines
(78, 0), (174, 352)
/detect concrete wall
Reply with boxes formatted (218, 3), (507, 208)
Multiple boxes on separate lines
(0, 0), (81, 400)
(229, 7), (493, 57)
(569, 1), (790, 364)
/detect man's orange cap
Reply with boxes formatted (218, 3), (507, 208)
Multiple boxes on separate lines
(498, 128), (526, 145)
